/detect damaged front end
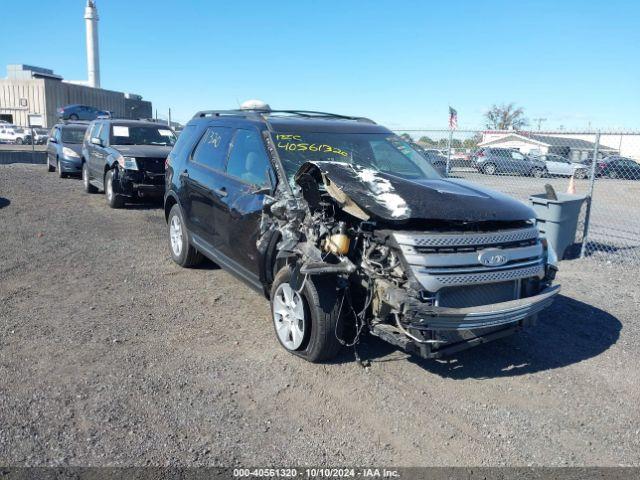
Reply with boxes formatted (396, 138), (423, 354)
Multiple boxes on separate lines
(258, 160), (560, 359)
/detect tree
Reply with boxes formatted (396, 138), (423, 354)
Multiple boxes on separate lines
(484, 103), (528, 130)
(418, 135), (435, 146)
(462, 132), (483, 149)
(400, 133), (413, 142)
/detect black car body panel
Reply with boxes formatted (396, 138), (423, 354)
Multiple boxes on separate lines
(295, 160), (535, 223)
(165, 109), (558, 361)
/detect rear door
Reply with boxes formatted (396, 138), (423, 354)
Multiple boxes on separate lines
(214, 128), (274, 277)
(509, 150), (529, 174)
(91, 122), (110, 181)
(182, 125), (233, 250)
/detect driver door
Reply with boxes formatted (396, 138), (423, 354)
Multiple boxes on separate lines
(216, 128), (275, 278)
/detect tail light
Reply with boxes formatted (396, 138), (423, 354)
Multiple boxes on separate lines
(477, 151), (485, 157)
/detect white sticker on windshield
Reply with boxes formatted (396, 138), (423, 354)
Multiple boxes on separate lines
(113, 126), (129, 137)
(158, 129), (173, 136)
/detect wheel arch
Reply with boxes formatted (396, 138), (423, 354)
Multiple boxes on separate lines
(164, 192), (180, 223)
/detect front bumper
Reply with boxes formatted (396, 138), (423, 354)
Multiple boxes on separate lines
(59, 156), (82, 172)
(405, 284), (560, 331)
(115, 169), (165, 197)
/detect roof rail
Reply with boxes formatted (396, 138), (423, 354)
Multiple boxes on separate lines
(191, 109), (376, 124)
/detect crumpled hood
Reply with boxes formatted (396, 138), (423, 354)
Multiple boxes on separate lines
(295, 161), (535, 223)
(111, 145), (172, 158)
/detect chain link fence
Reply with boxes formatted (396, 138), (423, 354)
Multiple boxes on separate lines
(394, 129), (640, 267)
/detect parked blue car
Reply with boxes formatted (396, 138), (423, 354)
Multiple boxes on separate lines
(46, 122), (89, 177)
(57, 104), (111, 121)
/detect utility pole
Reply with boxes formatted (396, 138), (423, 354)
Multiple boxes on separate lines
(533, 118), (547, 131)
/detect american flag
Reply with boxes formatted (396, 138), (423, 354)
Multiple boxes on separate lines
(449, 107), (458, 130)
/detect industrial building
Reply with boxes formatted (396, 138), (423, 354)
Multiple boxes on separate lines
(0, 1), (152, 128)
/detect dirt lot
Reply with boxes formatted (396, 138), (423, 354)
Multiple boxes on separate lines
(1, 163), (639, 467)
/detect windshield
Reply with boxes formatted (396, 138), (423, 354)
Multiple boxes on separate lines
(110, 125), (176, 146)
(271, 131), (441, 183)
(61, 128), (87, 144)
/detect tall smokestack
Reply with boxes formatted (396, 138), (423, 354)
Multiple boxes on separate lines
(84, 0), (100, 88)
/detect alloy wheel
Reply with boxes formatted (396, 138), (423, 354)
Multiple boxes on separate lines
(272, 283), (306, 350)
(169, 215), (183, 257)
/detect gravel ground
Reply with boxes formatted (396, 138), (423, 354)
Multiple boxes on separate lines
(0, 163), (639, 467)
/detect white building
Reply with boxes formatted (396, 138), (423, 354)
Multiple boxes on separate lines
(478, 131), (631, 161)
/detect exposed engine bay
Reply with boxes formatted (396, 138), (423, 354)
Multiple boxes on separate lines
(258, 159), (560, 359)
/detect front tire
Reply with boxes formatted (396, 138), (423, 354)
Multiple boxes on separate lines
(482, 163), (497, 175)
(167, 204), (203, 267)
(47, 159), (55, 172)
(57, 159), (65, 178)
(270, 266), (343, 363)
(82, 162), (98, 193)
(105, 169), (124, 208)
(608, 170), (619, 179)
(15, 138), (23, 145)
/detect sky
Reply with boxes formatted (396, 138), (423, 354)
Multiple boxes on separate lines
(1, 0), (638, 131)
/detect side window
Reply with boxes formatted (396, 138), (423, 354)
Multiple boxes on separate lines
(87, 123), (99, 141)
(190, 126), (233, 171)
(169, 124), (197, 159)
(226, 129), (272, 186)
(99, 123), (110, 145)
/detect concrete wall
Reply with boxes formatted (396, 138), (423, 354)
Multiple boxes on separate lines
(0, 78), (47, 127)
(42, 79), (127, 127)
(0, 149), (46, 165)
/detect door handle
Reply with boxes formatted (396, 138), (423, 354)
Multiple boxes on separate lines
(212, 187), (227, 198)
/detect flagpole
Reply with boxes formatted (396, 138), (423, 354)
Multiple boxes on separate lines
(445, 128), (453, 177)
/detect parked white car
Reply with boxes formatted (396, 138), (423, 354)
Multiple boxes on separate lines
(533, 154), (588, 179)
(0, 126), (31, 144)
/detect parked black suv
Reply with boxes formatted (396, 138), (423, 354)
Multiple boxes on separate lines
(164, 108), (559, 363)
(81, 119), (176, 207)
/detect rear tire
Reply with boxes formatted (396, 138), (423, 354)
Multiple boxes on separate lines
(482, 163), (497, 175)
(82, 162), (98, 193)
(167, 204), (203, 267)
(531, 167), (545, 178)
(105, 169), (124, 208)
(270, 266), (343, 363)
(16, 138), (23, 145)
(608, 170), (619, 179)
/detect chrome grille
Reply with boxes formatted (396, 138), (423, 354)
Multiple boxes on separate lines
(393, 226), (545, 293)
(394, 227), (539, 248)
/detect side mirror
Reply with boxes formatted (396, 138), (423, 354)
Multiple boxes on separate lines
(90, 137), (102, 146)
(49, 138), (57, 144)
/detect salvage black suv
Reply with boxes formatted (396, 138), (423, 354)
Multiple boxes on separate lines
(82, 119), (176, 207)
(164, 107), (560, 362)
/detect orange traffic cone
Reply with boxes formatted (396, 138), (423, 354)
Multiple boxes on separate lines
(567, 175), (576, 195)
